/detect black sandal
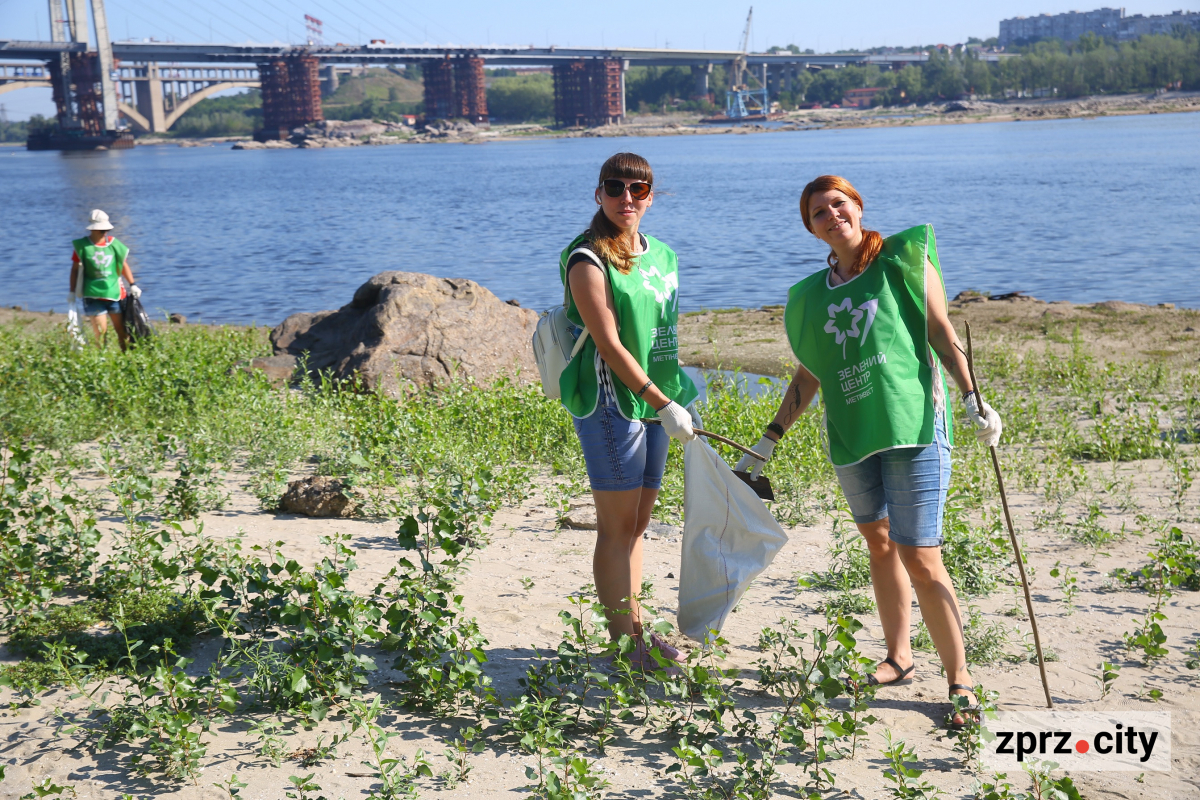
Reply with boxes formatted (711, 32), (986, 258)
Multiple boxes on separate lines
(946, 684), (981, 730)
(864, 656), (915, 687)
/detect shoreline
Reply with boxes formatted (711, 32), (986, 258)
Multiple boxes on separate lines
(5, 294), (1197, 377)
(120, 90), (1200, 149)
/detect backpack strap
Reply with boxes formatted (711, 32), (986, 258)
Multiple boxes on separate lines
(564, 246), (616, 357)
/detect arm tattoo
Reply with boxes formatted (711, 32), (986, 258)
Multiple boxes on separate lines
(786, 383), (805, 418)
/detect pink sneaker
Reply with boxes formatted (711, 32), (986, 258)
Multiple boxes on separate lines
(648, 632), (686, 663)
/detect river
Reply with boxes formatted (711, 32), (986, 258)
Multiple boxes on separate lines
(3, 110), (1198, 324)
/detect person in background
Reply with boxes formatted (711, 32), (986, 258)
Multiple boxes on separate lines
(735, 175), (1003, 728)
(69, 209), (140, 352)
(558, 152), (700, 671)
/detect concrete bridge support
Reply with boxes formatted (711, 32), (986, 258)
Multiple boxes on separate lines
(552, 58), (623, 128)
(255, 54), (322, 141)
(133, 63), (166, 131)
(691, 62), (712, 101)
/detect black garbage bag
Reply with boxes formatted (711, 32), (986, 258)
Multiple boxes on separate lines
(121, 293), (154, 344)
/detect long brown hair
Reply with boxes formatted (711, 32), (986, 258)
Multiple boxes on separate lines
(799, 175), (884, 278)
(586, 152), (654, 275)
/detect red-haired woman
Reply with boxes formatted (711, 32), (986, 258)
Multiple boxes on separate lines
(735, 175), (1002, 726)
(557, 152), (699, 670)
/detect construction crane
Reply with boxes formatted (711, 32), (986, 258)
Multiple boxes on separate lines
(702, 7), (774, 123)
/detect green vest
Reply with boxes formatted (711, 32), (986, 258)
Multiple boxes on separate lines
(558, 233), (699, 420)
(783, 224), (953, 467)
(73, 236), (129, 300)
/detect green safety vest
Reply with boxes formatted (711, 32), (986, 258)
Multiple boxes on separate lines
(783, 224), (953, 467)
(558, 233), (699, 420)
(73, 236), (129, 300)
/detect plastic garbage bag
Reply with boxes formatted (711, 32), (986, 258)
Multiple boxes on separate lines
(120, 293), (154, 344)
(66, 298), (86, 348)
(677, 437), (789, 641)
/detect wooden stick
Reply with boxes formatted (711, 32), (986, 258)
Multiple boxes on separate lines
(961, 322), (1054, 709)
(693, 428), (766, 460)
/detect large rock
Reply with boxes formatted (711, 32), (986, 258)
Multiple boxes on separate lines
(280, 476), (360, 518)
(270, 272), (539, 394)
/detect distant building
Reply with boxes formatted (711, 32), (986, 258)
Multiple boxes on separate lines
(843, 87), (885, 108)
(998, 7), (1200, 46)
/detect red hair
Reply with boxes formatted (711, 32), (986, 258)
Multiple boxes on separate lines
(799, 175), (884, 278)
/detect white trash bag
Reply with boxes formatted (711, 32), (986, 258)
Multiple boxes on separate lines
(677, 437), (789, 642)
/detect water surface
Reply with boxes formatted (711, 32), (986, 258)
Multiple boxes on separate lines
(3, 111), (1197, 324)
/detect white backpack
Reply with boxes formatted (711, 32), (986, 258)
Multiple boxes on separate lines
(532, 247), (606, 400)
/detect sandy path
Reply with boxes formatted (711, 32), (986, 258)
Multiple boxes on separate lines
(1, 447), (1196, 799)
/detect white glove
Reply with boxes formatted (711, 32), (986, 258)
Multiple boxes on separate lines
(657, 401), (695, 443)
(67, 292), (77, 306)
(734, 435), (776, 479)
(963, 392), (1002, 447)
(686, 403), (703, 431)
(129, 284), (142, 299)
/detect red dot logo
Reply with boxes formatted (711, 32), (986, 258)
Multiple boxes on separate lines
(1076, 739), (1090, 754)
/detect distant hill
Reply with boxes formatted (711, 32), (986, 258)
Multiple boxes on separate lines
(324, 69), (423, 108)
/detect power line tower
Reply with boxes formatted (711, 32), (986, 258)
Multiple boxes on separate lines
(305, 15), (324, 46)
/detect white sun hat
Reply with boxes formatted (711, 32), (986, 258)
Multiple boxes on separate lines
(85, 209), (114, 231)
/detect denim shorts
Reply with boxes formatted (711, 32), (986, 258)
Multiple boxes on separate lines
(572, 381), (669, 493)
(83, 297), (122, 317)
(833, 411), (951, 547)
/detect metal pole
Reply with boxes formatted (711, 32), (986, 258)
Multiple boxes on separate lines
(962, 322), (1053, 709)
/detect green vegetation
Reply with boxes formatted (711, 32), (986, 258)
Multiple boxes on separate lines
(170, 89), (261, 137)
(486, 71), (554, 122)
(0, 114), (53, 143)
(769, 31), (1200, 106)
(322, 67), (422, 122)
(0, 310), (1195, 795)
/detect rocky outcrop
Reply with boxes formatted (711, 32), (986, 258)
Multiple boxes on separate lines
(280, 476), (360, 517)
(270, 272), (539, 394)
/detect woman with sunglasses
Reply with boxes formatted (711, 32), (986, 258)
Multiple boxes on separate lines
(557, 152), (699, 670)
(734, 175), (1003, 727)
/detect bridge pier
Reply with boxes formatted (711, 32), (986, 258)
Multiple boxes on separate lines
(255, 54), (323, 141)
(453, 56), (487, 123)
(133, 63), (166, 132)
(422, 57), (454, 121)
(691, 63), (712, 101)
(552, 58), (623, 128)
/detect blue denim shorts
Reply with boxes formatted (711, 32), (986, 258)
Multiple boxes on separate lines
(833, 412), (951, 547)
(572, 382), (669, 493)
(83, 297), (122, 317)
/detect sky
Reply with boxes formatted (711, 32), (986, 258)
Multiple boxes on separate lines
(1, 0), (1192, 119)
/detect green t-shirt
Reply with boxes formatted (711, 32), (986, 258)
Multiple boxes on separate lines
(783, 224), (953, 466)
(73, 236), (129, 300)
(558, 233), (699, 420)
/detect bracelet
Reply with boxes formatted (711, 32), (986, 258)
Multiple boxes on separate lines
(766, 422), (786, 439)
(636, 380), (653, 397)
(655, 399), (673, 412)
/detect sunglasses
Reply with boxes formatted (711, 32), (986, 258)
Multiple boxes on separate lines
(600, 179), (652, 200)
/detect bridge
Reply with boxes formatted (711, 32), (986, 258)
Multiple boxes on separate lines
(1, 2), (994, 145)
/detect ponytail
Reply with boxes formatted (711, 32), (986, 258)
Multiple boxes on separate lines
(586, 152), (654, 275)
(800, 175), (883, 278)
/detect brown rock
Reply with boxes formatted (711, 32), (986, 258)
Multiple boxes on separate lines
(279, 476), (360, 518)
(561, 499), (597, 530)
(169, 313), (187, 324)
(1091, 300), (1148, 313)
(270, 272), (539, 395)
(238, 354), (299, 387)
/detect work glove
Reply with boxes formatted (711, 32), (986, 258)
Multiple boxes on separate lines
(657, 401), (696, 443)
(686, 403), (703, 431)
(129, 283), (142, 299)
(963, 392), (1003, 447)
(734, 435), (776, 480)
(67, 292), (77, 306)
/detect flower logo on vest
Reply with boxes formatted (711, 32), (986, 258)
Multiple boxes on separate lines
(640, 265), (679, 314)
(92, 250), (114, 270)
(825, 297), (880, 359)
